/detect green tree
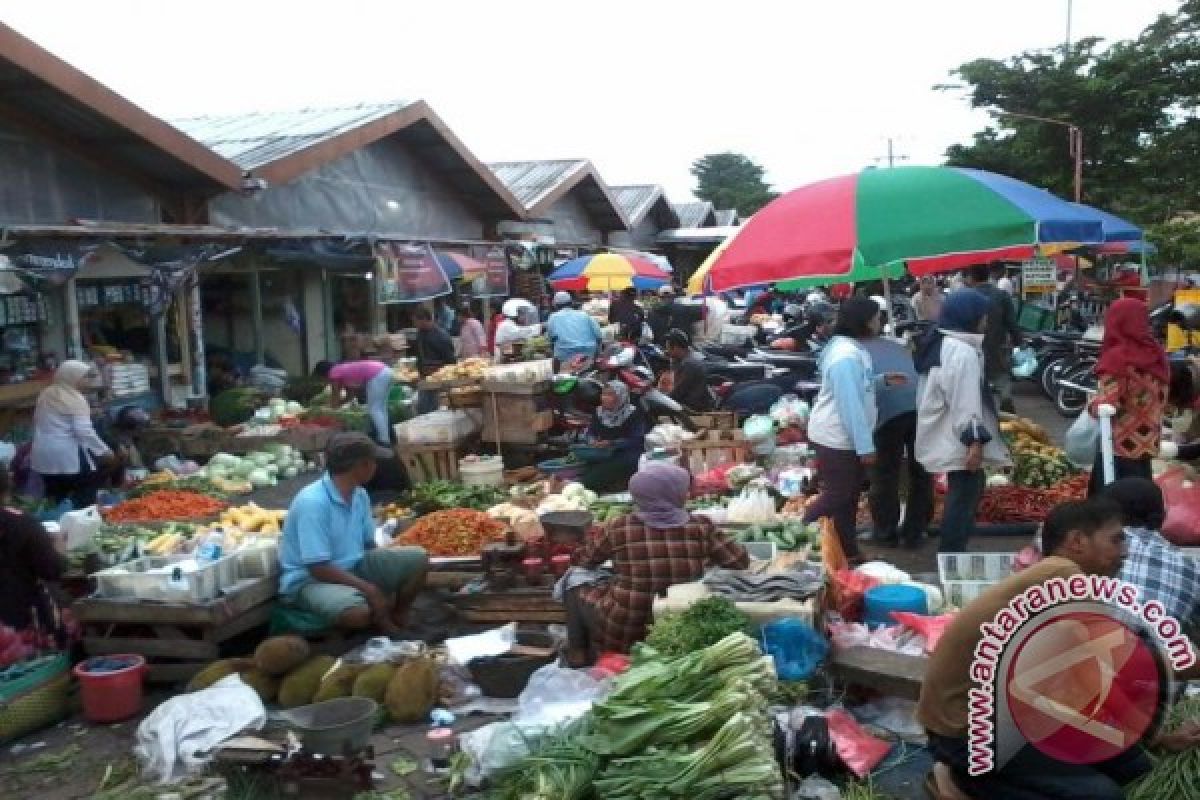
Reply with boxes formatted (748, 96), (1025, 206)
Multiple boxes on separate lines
(940, 1), (1200, 226)
(690, 152), (779, 216)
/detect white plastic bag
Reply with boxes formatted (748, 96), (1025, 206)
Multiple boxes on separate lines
(60, 506), (102, 549)
(1064, 410), (1100, 467)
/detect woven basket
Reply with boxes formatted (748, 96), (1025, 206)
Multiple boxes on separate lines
(0, 654), (71, 743)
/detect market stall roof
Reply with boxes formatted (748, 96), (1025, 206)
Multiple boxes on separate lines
(172, 101), (526, 222)
(487, 159), (630, 232)
(610, 185), (681, 229)
(0, 22), (244, 197)
(714, 209), (740, 227)
(656, 225), (741, 245)
(671, 201), (718, 229)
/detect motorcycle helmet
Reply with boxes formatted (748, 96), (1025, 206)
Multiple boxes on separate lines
(501, 298), (534, 319)
(575, 377), (604, 407)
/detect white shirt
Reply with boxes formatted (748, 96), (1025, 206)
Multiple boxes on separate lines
(30, 404), (111, 474)
(493, 318), (542, 356)
(997, 276), (1015, 295)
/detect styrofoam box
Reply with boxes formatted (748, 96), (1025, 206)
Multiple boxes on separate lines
(943, 579), (994, 608)
(234, 541), (281, 580)
(719, 324), (757, 345)
(938, 552), (1016, 583)
(92, 554), (239, 603)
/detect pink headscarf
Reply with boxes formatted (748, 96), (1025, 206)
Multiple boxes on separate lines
(629, 462), (691, 528)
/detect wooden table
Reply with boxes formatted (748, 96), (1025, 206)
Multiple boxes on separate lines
(447, 584), (565, 624)
(75, 576), (277, 684)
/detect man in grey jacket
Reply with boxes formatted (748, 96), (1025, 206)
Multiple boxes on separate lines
(965, 263), (1022, 413)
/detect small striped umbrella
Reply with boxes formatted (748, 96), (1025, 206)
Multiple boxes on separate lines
(549, 253), (670, 292)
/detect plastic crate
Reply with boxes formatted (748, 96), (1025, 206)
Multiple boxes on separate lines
(942, 579), (994, 608)
(233, 541), (280, 580)
(1018, 302), (1056, 332)
(92, 555), (239, 603)
(937, 552), (1015, 583)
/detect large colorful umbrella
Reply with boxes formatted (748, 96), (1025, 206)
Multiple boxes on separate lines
(549, 252), (670, 291)
(434, 251), (488, 280)
(703, 166), (1107, 292)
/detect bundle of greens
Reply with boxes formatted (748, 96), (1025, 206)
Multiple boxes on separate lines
(1126, 694), (1200, 800)
(643, 596), (751, 658)
(486, 729), (599, 800)
(609, 632), (775, 706)
(402, 481), (507, 513)
(593, 711), (782, 799)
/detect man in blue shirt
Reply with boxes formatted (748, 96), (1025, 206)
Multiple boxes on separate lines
(861, 332), (932, 549)
(546, 291), (603, 364)
(280, 433), (427, 635)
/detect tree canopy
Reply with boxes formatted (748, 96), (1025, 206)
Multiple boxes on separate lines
(690, 152), (779, 217)
(941, 1), (1200, 262)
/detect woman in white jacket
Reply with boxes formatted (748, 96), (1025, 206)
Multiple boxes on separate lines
(914, 289), (1011, 553)
(30, 360), (112, 508)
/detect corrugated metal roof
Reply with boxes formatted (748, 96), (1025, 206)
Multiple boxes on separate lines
(486, 160), (589, 209)
(172, 102), (417, 171)
(671, 201), (717, 228)
(611, 185), (663, 225)
(714, 209), (739, 227)
(656, 225), (740, 244)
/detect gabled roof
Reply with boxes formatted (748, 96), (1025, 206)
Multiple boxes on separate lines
(0, 22), (243, 200)
(173, 101), (525, 222)
(611, 185), (680, 229)
(488, 159), (629, 232)
(714, 209), (739, 227)
(671, 201), (718, 228)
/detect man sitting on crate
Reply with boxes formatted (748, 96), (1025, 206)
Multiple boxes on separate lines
(279, 433), (427, 636)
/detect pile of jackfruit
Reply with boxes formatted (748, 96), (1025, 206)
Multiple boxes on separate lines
(187, 635), (439, 722)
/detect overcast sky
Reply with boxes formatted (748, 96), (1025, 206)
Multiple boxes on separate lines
(0, 0), (1180, 202)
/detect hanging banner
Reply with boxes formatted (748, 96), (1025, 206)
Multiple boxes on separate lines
(110, 242), (241, 316)
(463, 244), (510, 298)
(263, 238), (373, 271)
(1, 239), (98, 287)
(374, 241), (451, 304)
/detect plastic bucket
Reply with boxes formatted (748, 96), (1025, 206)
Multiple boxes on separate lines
(864, 584), (928, 629)
(73, 654), (147, 723)
(459, 456), (504, 487)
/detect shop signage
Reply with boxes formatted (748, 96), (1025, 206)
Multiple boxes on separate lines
(2, 239), (97, 286)
(463, 245), (510, 298)
(1020, 258), (1058, 290)
(374, 241), (451, 304)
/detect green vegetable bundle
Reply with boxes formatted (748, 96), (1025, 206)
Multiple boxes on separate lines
(1126, 694), (1200, 800)
(644, 596), (751, 658)
(487, 735), (598, 800)
(611, 632), (776, 706)
(403, 480), (507, 513)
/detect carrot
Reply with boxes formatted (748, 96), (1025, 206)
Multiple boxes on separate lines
(393, 508), (506, 556)
(103, 490), (228, 523)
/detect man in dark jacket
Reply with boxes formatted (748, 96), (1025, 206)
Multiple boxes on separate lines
(661, 329), (714, 412)
(965, 263), (1022, 413)
(414, 307), (455, 413)
(608, 287), (646, 341)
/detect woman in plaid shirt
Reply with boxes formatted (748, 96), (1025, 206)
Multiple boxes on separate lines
(564, 463), (748, 666)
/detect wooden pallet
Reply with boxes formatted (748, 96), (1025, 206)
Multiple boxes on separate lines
(448, 586), (566, 624)
(76, 577), (277, 684)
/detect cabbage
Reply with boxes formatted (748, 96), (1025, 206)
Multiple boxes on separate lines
(205, 465), (230, 480)
(211, 452), (239, 467)
(247, 468), (272, 487)
(285, 401), (304, 415)
(250, 452), (274, 468)
(233, 461), (257, 479)
(265, 463), (279, 476)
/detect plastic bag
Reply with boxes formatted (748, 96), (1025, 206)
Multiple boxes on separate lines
(831, 569), (880, 622)
(60, 506), (102, 550)
(742, 414), (776, 443)
(1010, 346), (1038, 378)
(890, 612), (956, 653)
(761, 618), (828, 681)
(1064, 411), (1100, 468)
(769, 394), (810, 427)
(825, 708), (892, 778)
(1158, 467), (1200, 545)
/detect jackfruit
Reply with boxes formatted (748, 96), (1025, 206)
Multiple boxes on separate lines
(278, 655), (337, 708)
(238, 668), (280, 703)
(312, 662), (365, 703)
(186, 658), (255, 692)
(253, 635), (311, 676)
(351, 663), (396, 704)
(384, 657), (439, 723)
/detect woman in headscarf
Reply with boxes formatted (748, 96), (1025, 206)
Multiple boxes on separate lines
(562, 462), (748, 666)
(580, 381), (647, 493)
(30, 360), (112, 508)
(914, 289), (1011, 553)
(1087, 298), (1169, 496)
(803, 297), (907, 562)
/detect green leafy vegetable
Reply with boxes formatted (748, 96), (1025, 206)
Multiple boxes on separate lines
(643, 596), (751, 658)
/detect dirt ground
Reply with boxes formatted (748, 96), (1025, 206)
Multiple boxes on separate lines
(2, 381), (1072, 798)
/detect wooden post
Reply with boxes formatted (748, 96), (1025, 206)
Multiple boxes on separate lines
(62, 278), (83, 360)
(175, 290), (192, 391)
(322, 270), (337, 360)
(155, 312), (169, 403)
(250, 268), (265, 366)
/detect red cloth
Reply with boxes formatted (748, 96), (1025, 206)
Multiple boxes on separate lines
(1096, 298), (1169, 383)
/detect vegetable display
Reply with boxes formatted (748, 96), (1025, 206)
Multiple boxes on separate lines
(975, 474), (1089, 523)
(731, 520), (816, 550)
(535, 482), (597, 514)
(404, 481), (507, 514)
(392, 509), (506, 556)
(203, 447), (315, 486)
(1001, 416), (1079, 489)
(1125, 694), (1200, 800)
(643, 596), (751, 659)
(103, 490), (228, 523)
(219, 503), (287, 535)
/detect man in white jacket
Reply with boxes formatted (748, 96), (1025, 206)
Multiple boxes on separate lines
(913, 289), (1011, 553)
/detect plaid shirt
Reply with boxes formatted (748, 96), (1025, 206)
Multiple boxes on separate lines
(1118, 527), (1200, 632)
(573, 514), (748, 653)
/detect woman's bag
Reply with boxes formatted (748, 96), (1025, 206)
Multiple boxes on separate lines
(1064, 411), (1100, 468)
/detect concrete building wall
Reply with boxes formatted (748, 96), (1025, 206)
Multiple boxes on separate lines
(542, 191), (604, 246)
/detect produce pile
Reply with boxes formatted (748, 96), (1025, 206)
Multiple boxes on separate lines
(488, 632), (784, 799)
(1000, 417), (1079, 489)
(103, 490), (227, 524)
(426, 357), (490, 384)
(375, 501), (414, 525)
(976, 474), (1090, 524)
(729, 520), (817, 551)
(72, 522), (202, 569)
(643, 597), (750, 659)
(392, 509), (507, 556)
(201, 447), (317, 488)
(404, 481), (508, 514)
(1126, 693), (1200, 800)
(219, 503), (287, 536)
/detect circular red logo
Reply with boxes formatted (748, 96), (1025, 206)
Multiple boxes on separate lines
(1005, 611), (1163, 764)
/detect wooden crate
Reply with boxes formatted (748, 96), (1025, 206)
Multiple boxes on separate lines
(448, 586), (565, 624)
(75, 576), (277, 684)
(397, 442), (460, 483)
(681, 429), (748, 473)
(483, 388), (553, 445)
(688, 411), (737, 431)
(179, 424), (229, 459)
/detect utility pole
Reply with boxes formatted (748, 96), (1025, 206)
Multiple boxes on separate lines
(1065, 0), (1074, 52)
(999, 111), (1082, 202)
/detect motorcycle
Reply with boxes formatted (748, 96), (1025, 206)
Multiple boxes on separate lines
(550, 344), (692, 437)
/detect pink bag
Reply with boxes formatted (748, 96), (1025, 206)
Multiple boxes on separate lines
(1158, 467), (1200, 545)
(825, 708), (892, 778)
(890, 612), (956, 653)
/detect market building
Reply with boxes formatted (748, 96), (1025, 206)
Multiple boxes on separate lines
(607, 185), (681, 252)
